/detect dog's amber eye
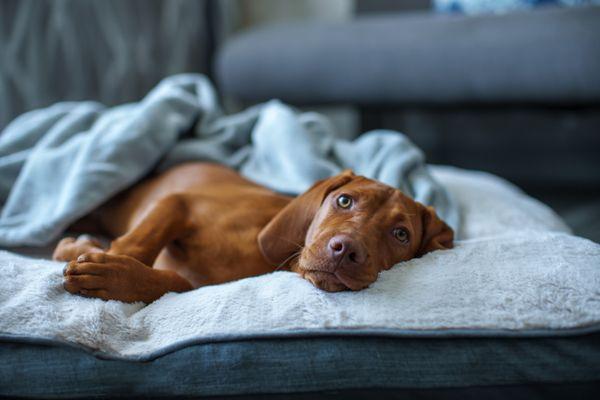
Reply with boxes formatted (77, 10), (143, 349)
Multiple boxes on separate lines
(337, 195), (353, 209)
(393, 228), (410, 244)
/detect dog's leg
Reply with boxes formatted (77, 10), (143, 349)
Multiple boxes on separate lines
(63, 252), (191, 303)
(106, 194), (190, 266)
(63, 195), (193, 303)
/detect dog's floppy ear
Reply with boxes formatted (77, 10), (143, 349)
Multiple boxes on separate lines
(258, 170), (355, 266)
(416, 204), (454, 257)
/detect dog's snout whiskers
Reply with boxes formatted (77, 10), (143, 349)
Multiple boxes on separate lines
(276, 249), (303, 271)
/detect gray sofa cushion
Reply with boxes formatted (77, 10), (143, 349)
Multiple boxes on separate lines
(216, 6), (600, 105)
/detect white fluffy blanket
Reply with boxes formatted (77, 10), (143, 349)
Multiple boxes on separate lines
(0, 166), (599, 360)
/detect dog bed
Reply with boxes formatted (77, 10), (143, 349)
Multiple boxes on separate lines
(1, 166), (599, 398)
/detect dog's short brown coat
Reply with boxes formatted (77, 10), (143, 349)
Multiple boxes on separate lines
(55, 162), (453, 303)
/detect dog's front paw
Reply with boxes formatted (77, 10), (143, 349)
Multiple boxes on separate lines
(53, 235), (104, 261)
(62, 252), (157, 303)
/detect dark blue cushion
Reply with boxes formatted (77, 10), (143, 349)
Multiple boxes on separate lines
(2, 332), (600, 398)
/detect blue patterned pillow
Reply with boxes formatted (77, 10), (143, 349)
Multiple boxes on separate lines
(434, 0), (600, 14)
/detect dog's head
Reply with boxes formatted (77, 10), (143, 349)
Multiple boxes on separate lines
(258, 170), (453, 292)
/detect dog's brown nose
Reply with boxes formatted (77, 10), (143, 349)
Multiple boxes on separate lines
(328, 235), (366, 267)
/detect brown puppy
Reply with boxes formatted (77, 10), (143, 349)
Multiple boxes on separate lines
(54, 162), (453, 303)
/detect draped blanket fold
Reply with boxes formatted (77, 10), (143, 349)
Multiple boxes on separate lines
(0, 74), (458, 246)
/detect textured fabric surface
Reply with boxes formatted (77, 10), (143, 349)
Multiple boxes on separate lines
(0, 0), (215, 131)
(1, 334), (600, 398)
(2, 166), (598, 360)
(0, 74), (458, 247)
(216, 6), (600, 104)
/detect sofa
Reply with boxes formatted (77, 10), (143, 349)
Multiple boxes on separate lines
(1, 1), (599, 399)
(216, 0), (600, 241)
